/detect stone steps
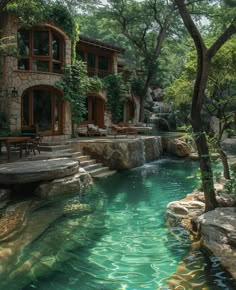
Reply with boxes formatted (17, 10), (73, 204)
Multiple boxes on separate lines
(39, 141), (115, 179)
(40, 145), (70, 152)
(80, 159), (96, 167)
(77, 155), (91, 162)
(88, 166), (113, 177)
(93, 170), (117, 178)
(83, 163), (103, 172)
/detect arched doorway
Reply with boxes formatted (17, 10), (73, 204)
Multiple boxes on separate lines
(22, 86), (63, 135)
(81, 95), (105, 128)
(124, 99), (134, 123)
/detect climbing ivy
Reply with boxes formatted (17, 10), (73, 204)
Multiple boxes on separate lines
(56, 60), (88, 136)
(103, 74), (127, 123)
(56, 60), (106, 136)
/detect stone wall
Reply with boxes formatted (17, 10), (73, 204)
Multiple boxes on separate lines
(72, 136), (163, 170)
(1, 14), (72, 134)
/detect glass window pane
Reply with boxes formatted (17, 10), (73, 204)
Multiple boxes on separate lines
(18, 59), (29, 70)
(52, 33), (60, 60)
(23, 92), (29, 126)
(98, 56), (109, 71)
(87, 53), (96, 68)
(33, 31), (49, 56)
(53, 62), (61, 74)
(18, 30), (30, 56)
(33, 89), (52, 131)
(32, 60), (49, 72)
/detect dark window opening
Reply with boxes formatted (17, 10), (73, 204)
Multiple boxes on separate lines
(87, 53), (96, 68)
(98, 56), (109, 71)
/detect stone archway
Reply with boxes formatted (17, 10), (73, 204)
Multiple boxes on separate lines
(21, 86), (63, 135)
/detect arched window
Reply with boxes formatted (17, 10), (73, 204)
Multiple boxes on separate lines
(17, 27), (64, 73)
(22, 86), (63, 135)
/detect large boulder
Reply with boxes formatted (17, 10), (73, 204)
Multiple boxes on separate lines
(162, 137), (191, 157)
(76, 137), (163, 170)
(193, 207), (236, 279)
(143, 137), (162, 162)
(78, 139), (145, 170)
(35, 168), (92, 198)
(166, 192), (205, 229)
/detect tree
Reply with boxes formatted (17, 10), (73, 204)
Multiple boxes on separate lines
(174, 0), (236, 211)
(98, 0), (180, 122)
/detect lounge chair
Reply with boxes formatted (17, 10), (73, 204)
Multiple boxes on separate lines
(87, 124), (107, 137)
(111, 124), (137, 138)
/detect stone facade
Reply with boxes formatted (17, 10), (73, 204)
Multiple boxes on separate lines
(0, 13), (141, 136)
(0, 14), (72, 135)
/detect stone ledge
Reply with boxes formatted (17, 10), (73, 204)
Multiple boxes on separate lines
(0, 159), (79, 184)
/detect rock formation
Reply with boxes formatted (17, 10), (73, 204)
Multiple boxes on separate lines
(166, 188), (236, 280)
(162, 137), (191, 157)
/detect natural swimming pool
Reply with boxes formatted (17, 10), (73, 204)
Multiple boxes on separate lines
(0, 158), (235, 289)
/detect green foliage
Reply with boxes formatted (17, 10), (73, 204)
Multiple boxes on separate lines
(224, 170), (236, 200)
(165, 38), (236, 130)
(7, 0), (47, 26)
(0, 35), (17, 56)
(56, 60), (105, 131)
(46, 1), (76, 38)
(56, 60), (89, 125)
(103, 74), (126, 123)
(130, 76), (145, 97)
(88, 76), (105, 92)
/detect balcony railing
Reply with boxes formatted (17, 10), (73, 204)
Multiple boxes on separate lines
(87, 67), (111, 78)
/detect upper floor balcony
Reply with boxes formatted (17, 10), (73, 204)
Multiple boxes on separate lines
(77, 35), (125, 79)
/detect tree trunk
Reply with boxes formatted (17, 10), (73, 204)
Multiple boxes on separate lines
(216, 142), (231, 179)
(191, 53), (218, 212)
(139, 70), (153, 123)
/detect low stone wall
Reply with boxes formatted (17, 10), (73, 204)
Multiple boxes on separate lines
(72, 136), (163, 170)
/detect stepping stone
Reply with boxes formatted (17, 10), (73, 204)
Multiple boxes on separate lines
(0, 159), (79, 184)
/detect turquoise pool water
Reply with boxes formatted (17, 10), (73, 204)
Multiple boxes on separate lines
(0, 158), (235, 290)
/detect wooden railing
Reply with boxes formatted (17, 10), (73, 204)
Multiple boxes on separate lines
(87, 67), (111, 78)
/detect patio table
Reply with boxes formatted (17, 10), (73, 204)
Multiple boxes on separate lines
(0, 136), (31, 160)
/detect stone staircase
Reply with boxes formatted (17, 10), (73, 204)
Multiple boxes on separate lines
(38, 141), (116, 178)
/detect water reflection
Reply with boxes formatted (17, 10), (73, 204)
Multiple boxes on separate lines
(0, 158), (235, 290)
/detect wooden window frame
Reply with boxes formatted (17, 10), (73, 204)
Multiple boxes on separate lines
(18, 28), (64, 74)
(21, 86), (63, 135)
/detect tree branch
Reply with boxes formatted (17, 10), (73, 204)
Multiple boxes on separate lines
(207, 19), (236, 59)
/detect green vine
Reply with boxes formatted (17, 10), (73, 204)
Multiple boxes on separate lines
(103, 73), (127, 123)
(56, 60), (88, 136)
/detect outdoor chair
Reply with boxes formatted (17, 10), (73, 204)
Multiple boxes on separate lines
(116, 123), (137, 136)
(87, 124), (107, 137)
(21, 125), (43, 155)
(110, 124), (136, 138)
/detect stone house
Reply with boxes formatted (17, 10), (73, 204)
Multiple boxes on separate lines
(0, 13), (140, 139)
